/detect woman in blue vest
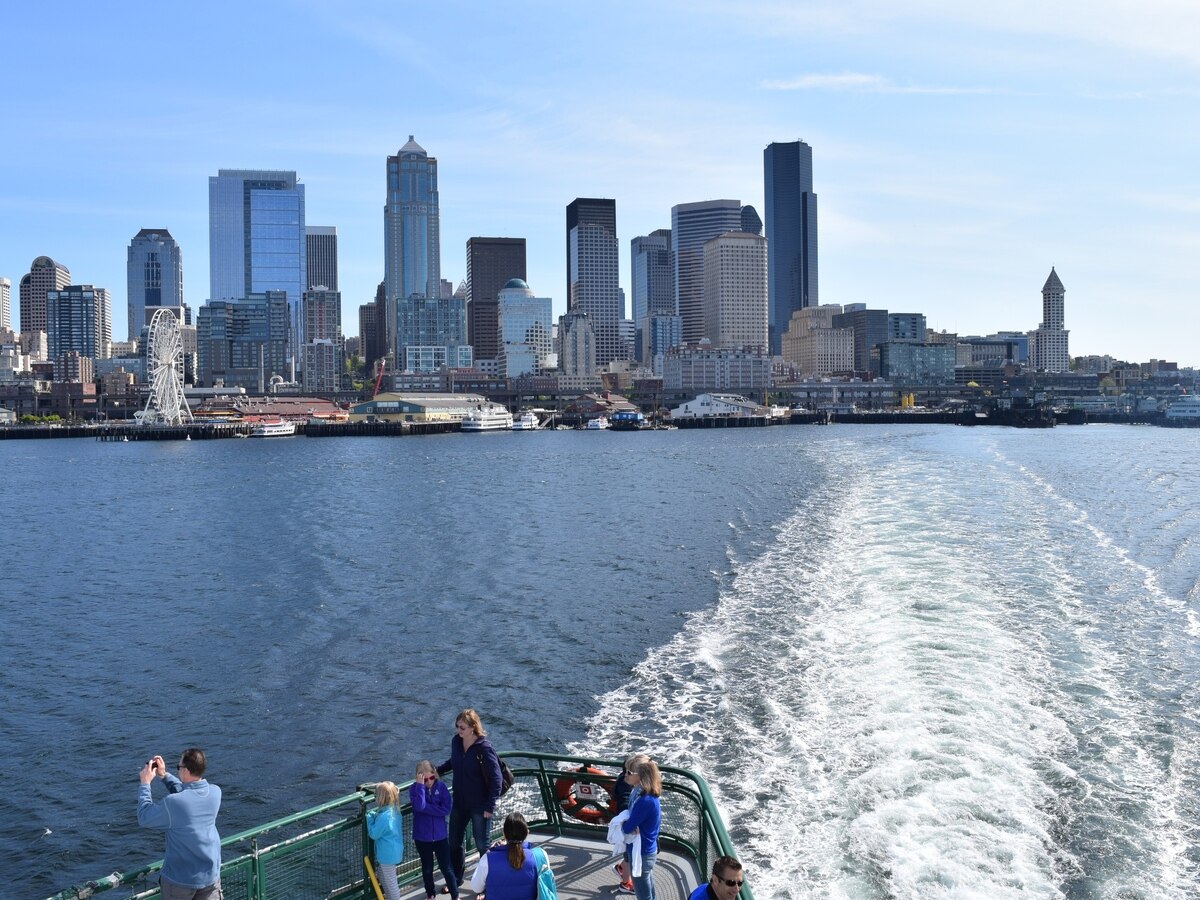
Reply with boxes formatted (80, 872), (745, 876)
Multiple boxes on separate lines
(470, 812), (554, 900)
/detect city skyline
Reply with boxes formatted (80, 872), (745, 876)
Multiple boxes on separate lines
(1, 4), (1198, 366)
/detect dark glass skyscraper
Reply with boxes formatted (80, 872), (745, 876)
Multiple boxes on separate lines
(466, 237), (526, 363)
(127, 228), (183, 340)
(306, 226), (338, 291)
(385, 136), (441, 359)
(764, 140), (818, 355)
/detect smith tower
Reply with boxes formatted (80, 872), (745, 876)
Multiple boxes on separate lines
(385, 136), (441, 358)
(764, 140), (819, 355)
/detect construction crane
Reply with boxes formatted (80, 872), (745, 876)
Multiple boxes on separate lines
(372, 358), (386, 399)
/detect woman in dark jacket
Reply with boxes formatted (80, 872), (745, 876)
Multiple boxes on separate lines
(437, 708), (502, 889)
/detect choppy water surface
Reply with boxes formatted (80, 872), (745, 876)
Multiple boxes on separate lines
(2, 425), (1197, 898)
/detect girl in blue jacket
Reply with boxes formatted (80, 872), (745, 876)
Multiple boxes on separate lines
(621, 758), (663, 900)
(366, 781), (404, 900)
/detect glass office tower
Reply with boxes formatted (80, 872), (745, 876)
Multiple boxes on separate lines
(385, 136), (441, 359)
(127, 229), (184, 339)
(764, 140), (819, 355)
(208, 169), (306, 367)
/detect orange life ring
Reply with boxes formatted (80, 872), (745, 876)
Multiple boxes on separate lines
(554, 765), (617, 824)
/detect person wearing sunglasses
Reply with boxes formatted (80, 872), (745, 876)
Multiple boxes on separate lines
(689, 856), (745, 900)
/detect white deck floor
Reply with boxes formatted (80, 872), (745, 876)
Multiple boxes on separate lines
(397, 832), (702, 900)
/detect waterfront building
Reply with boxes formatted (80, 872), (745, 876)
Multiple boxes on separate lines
(888, 313), (927, 343)
(662, 343), (771, 393)
(702, 232), (768, 350)
(877, 341), (956, 384)
(672, 200), (742, 345)
(1028, 268), (1070, 372)
(47, 284), (111, 363)
(780, 304), (854, 378)
(497, 278), (552, 378)
(127, 229), (184, 341)
(0, 277), (10, 330)
(832, 304), (889, 377)
(349, 392), (487, 423)
(764, 140), (819, 355)
(466, 237), (526, 365)
(670, 393), (766, 418)
(19, 256), (71, 335)
(641, 314), (682, 376)
(196, 291), (290, 390)
(385, 136), (441, 356)
(566, 198), (623, 366)
(208, 169), (306, 359)
(397, 296), (471, 372)
(302, 287), (343, 392)
(306, 226), (338, 291)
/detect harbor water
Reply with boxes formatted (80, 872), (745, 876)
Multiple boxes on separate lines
(1, 425), (1197, 898)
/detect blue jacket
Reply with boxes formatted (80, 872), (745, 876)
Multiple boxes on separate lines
(366, 805), (405, 865)
(137, 774), (222, 889)
(437, 735), (502, 813)
(409, 779), (452, 842)
(621, 791), (661, 857)
(690, 886), (719, 900)
(483, 842), (537, 900)
(611, 774), (633, 813)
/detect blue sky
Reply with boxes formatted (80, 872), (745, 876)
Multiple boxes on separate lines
(3, 1), (1197, 364)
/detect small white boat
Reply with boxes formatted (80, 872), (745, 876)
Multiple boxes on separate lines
(248, 419), (297, 438)
(461, 404), (514, 432)
(585, 416), (611, 430)
(511, 411), (540, 431)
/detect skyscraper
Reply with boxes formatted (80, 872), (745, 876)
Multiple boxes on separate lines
(764, 140), (819, 355)
(466, 237), (526, 364)
(497, 278), (552, 378)
(208, 169), (306, 359)
(47, 284), (111, 362)
(306, 226), (338, 291)
(740, 205), (763, 236)
(196, 292), (290, 390)
(703, 232), (768, 350)
(0, 277), (10, 330)
(631, 229), (674, 324)
(671, 200), (742, 344)
(1029, 267), (1070, 372)
(302, 287), (343, 392)
(127, 229), (184, 340)
(566, 198), (622, 366)
(19, 256), (71, 335)
(385, 136), (441, 357)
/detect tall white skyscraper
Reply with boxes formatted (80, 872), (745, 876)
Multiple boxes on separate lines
(0, 277), (10, 330)
(208, 170), (306, 362)
(671, 200), (742, 344)
(567, 198), (623, 366)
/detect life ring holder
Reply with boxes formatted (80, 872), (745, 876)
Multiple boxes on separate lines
(553, 764), (617, 825)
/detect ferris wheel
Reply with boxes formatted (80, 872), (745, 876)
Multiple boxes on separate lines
(141, 308), (193, 426)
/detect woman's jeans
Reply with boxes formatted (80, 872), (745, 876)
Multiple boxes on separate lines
(628, 848), (657, 900)
(447, 806), (491, 886)
(416, 838), (458, 898)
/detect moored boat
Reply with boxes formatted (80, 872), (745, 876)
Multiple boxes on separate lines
(461, 404), (514, 431)
(248, 419), (296, 437)
(610, 410), (646, 430)
(584, 415), (611, 430)
(1165, 394), (1200, 421)
(45, 751), (751, 900)
(511, 411), (541, 430)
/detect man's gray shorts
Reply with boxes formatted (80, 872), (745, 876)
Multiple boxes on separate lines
(159, 875), (223, 900)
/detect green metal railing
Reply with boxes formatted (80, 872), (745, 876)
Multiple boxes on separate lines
(47, 751), (751, 900)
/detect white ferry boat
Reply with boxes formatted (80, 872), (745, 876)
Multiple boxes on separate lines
(461, 404), (514, 432)
(46, 752), (752, 900)
(512, 411), (540, 430)
(585, 416), (611, 430)
(248, 419), (296, 437)
(1165, 394), (1200, 420)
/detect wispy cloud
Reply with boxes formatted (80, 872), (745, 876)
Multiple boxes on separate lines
(762, 72), (1004, 94)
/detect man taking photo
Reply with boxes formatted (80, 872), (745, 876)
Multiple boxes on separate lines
(137, 748), (223, 899)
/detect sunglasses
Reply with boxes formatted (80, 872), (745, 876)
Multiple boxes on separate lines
(717, 876), (744, 888)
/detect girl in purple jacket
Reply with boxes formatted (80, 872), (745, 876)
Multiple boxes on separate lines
(410, 760), (458, 900)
